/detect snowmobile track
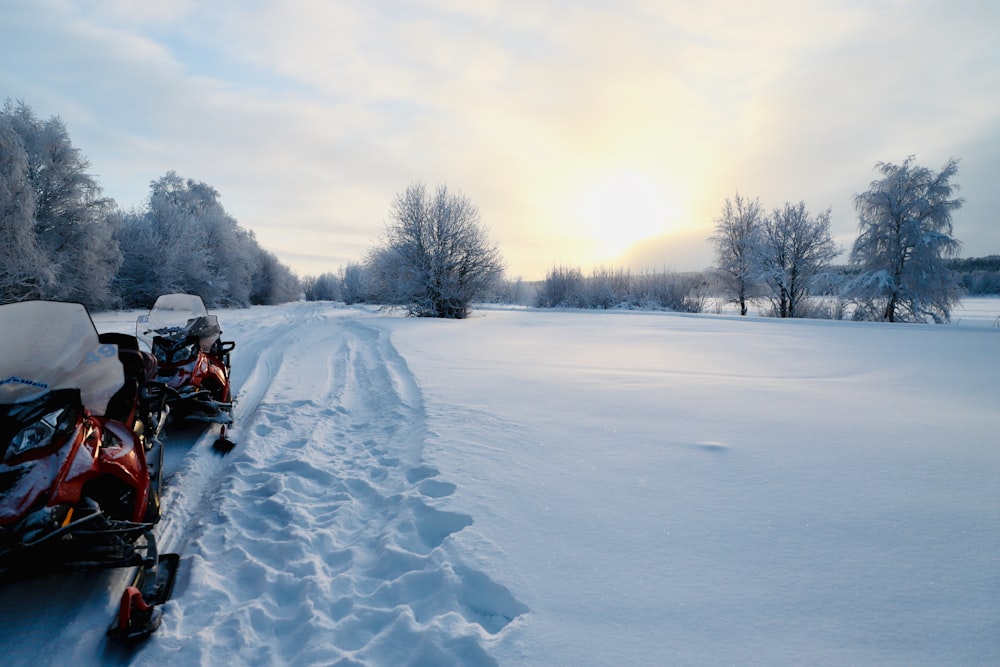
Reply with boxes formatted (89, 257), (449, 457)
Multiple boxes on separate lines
(132, 315), (525, 665)
(1, 306), (526, 666)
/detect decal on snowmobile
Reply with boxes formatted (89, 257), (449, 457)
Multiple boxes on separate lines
(0, 376), (48, 390)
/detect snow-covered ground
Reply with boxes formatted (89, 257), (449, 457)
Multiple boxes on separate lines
(2, 297), (998, 666)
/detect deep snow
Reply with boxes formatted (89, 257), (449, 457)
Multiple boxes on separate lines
(1, 298), (998, 666)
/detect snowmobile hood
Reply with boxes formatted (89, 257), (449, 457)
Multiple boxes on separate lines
(0, 301), (124, 416)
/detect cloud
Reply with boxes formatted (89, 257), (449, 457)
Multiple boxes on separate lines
(2, 0), (998, 279)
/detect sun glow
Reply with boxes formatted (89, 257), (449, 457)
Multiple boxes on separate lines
(576, 170), (683, 258)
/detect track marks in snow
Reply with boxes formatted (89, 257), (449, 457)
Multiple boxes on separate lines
(138, 312), (525, 666)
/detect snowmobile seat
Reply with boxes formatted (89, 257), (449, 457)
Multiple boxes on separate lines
(98, 333), (156, 424)
(185, 316), (221, 339)
(184, 316), (222, 353)
(99, 333), (156, 384)
(104, 378), (139, 424)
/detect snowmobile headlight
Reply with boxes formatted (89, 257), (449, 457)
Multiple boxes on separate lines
(7, 408), (64, 458)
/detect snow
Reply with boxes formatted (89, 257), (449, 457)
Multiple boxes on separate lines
(2, 298), (999, 666)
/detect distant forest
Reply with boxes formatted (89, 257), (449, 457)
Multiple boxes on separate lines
(947, 256), (1000, 294)
(0, 99), (299, 311)
(825, 257), (1000, 295)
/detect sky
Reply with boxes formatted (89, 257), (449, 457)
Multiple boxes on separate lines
(2, 0), (998, 280)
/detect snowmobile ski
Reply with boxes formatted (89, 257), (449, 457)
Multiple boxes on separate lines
(107, 534), (179, 643)
(213, 423), (236, 453)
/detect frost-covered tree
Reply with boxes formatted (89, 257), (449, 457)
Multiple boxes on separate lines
(846, 157), (963, 323)
(535, 266), (586, 308)
(112, 171), (299, 308)
(0, 119), (48, 303)
(1, 99), (121, 308)
(367, 183), (504, 318)
(147, 173), (234, 305)
(332, 262), (368, 305)
(757, 202), (840, 318)
(303, 264), (368, 304)
(112, 208), (163, 307)
(710, 192), (763, 316)
(534, 265), (705, 311)
(492, 276), (532, 306)
(249, 248), (301, 305)
(302, 272), (339, 301)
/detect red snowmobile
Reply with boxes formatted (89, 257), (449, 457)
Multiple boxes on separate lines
(137, 294), (235, 451)
(0, 300), (177, 640)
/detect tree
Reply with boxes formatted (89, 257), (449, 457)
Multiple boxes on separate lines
(303, 272), (340, 301)
(710, 192), (763, 316)
(0, 118), (48, 303)
(757, 202), (840, 318)
(146, 172), (240, 306)
(112, 207), (166, 307)
(534, 266), (586, 308)
(367, 183), (504, 318)
(339, 262), (367, 305)
(111, 171), (300, 308)
(249, 248), (301, 305)
(846, 156), (963, 323)
(2, 99), (121, 309)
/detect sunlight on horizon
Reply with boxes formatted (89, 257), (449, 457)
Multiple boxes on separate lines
(571, 169), (689, 260)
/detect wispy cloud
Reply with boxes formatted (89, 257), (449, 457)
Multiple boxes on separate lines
(3, 0), (998, 277)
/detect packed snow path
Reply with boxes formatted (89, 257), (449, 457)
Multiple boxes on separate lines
(142, 307), (526, 665)
(1, 304), (525, 666)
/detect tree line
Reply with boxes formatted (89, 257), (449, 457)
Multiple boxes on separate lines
(0, 99), (299, 311)
(2, 98), (985, 322)
(519, 156), (975, 323)
(708, 156), (965, 323)
(947, 255), (1000, 295)
(307, 155), (983, 324)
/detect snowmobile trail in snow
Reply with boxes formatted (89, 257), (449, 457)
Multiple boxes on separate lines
(131, 310), (525, 666)
(1, 304), (525, 666)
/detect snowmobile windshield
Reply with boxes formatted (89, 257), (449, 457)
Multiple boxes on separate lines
(138, 293), (214, 349)
(0, 301), (124, 416)
(147, 293), (209, 327)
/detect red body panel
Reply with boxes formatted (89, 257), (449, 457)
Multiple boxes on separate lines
(159, 351), (230, 402)
(0, 413), (149, 527)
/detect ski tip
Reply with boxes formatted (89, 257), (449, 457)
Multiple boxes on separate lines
(107, 552), (180, 643)
(212, 436), (236, 454)
(107, 586), (163, 643)
(107, 611), (163, 643)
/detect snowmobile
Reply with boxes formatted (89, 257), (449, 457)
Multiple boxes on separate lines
(137, 293), (236, 451)
(0, 300), (177, 640)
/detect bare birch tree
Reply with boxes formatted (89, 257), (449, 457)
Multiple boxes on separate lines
(367, 183), (504, 318)
(757, 202), (840, 318)
(710, 192), (762, 316)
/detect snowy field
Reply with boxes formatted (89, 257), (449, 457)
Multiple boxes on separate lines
(1, 297), (998, 666)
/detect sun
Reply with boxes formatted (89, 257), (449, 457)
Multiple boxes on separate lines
(576, 170), (682, 258)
